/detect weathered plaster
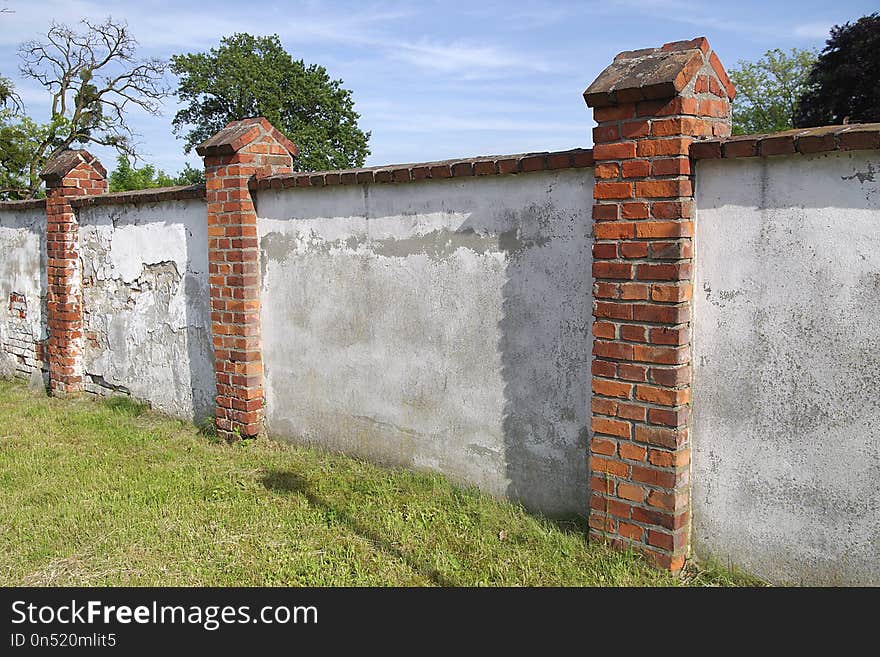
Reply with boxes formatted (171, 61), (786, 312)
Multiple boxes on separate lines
(693, 151), (880, 585)
(77, 199), (215, 420)
(256, 169), (594, 516)
(0, 208), (46, 379)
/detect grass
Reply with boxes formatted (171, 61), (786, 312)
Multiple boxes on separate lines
(0, 379), (761, 586)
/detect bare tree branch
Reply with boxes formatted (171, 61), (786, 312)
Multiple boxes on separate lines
(13, 16), (170, 197)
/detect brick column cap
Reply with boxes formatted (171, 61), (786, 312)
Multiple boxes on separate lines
(584, 36), (735, 108)
(40, 149), (106, 185)
(195, 117), (300, 157)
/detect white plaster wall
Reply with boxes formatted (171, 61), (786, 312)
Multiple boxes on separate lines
(693, 151), (880, 585)
(78, 199), (215, 421)
(0, 207), (46, 379)
(256, 169), (593, 516)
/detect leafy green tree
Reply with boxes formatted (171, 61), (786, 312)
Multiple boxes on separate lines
(795, 13), (880, 127)
(108, 155), (204, 192)
(171, 33), (370, 171)
(728, 48), (817, 135)
(0, 18), (167, 199)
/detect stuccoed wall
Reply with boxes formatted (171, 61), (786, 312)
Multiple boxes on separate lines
(0, 206), (46, 380)
(256, 169), (594, 516)
(77, 199), (215, 421)
(692, 151), (880, 585)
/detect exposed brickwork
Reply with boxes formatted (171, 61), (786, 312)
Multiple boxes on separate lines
(196, 118), (297, 440)
(690, 122), (880, 159)
(40, 150), (107, 394)
(584, 37), (734, 571)
(2, 292), (44, 378)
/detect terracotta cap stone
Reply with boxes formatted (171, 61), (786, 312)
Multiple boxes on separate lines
(40, 149), (106, 184)
(584, 36), (724, 108)
(195, 117), (300, 157)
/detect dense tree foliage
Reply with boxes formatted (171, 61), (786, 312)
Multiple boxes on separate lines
(728, 48), (817, 135)
(108, 155), (204, 193)
(795, 13), (880, 127)
(171, 33), (370, 171)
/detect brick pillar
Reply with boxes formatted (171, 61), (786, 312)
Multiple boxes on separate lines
(583, 38), (735, 570)
(40, 150), (107, 395)
(196, 118), (299, 440)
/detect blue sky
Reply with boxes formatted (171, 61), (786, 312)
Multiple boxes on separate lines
(1, 0), (876, 176)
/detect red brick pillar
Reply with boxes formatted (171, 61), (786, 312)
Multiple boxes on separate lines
(40, 150), (107, 394)
(583, 38), (735, 570)
(196, 118), (299, 440)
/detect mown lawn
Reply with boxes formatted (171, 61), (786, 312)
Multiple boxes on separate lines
(0, 379), (758, 586)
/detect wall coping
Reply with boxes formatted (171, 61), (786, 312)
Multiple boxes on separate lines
(0, 198), (47, 211)
(68, 184), (207, 208)
(250, 148), (594, 191)
(691, 123), (880, 159)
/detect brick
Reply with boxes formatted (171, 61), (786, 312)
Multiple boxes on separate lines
(636, 138), (692, 157)
(594, 222), (636, 239)
(649, 448), (690, 468)
(592, 378), (633, 399)
(648, 406), (689, 427)
(593, 242), (618, 259)
(593, 321), (616, 339)
(591, 457), (630, 478)
(620, 242), (648, 258)
(621, 159), (651, 178)
(635, 221), (693, 238)
(593, 124), (620, 143)
(621, 120), (651, 139)
(592, 395), (618, 415)
(617, 364), (648, 384)
(635, 179), (692, 198)
(632, 303), (689, 324)
(619, 442), (648, 462)
(636, 262), (692, 281)
(619, 283), (650, 300)
(595, 301), (633, 320)
(621, 202), (649, 219)
(633, 344), (689, 365)
(594, 104), (636, 122)
(650, 365), (691, 387)
(593, 142), (637, 160)
(593, 262), (633, 280)
(618, 522), (644, 541)
(651, 201), (692, 219)
(635, 384), (690, 406)
(617, 482), (646, 502)
(594, 162), (620, 179)
(594, 181), (633, 199)
(593, 340), (634, 360)
(635, 424), (687, 449)
(594, 282), (619, 298)
(619, 324), (647, 342)
(651, 157), (691, 176)
(592, 416), (632, 438)
(593, 204), (619, 221)
(591, 437), (617, 455)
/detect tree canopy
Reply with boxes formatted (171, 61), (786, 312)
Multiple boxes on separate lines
(0, 18), (168, 199)
(170, 33), (370, 171)
(728, 48), (817, 135)
(108, 155), (204, 193)
(794, 13), (880, 127)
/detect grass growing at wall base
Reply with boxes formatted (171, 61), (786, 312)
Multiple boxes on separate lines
(0, 379), (759, 586)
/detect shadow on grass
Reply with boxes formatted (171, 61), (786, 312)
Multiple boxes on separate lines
(260, 470), (457, 587)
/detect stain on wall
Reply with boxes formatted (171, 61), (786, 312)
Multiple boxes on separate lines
(256, 169), (594, 516)
(693, 151), (880, 585)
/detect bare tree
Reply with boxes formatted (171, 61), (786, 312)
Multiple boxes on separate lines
(13, 17), (168, 197)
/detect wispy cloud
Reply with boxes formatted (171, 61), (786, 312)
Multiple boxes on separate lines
(791, 22), (832, 39)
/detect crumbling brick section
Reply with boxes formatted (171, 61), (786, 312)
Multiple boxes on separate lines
(40, 150), (107, 394)
(196, 118), (298, 440)
(583, 37), (734, 570)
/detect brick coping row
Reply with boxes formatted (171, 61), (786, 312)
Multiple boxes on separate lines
(1, 123), (877, 211)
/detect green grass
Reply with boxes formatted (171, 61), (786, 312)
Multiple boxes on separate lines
(0, 379), (760, 586)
